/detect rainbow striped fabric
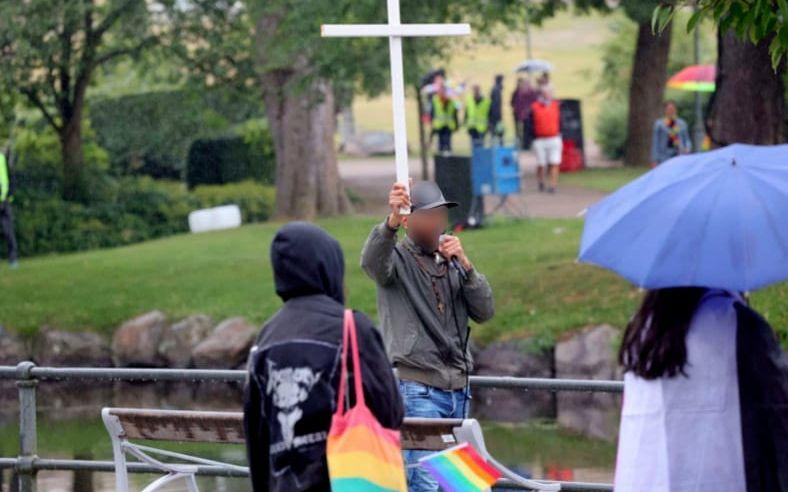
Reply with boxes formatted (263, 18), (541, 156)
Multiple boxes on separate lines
(327, 405), (407, 491)
(419, 442), (502, 492)
(327, 310), (407, 492)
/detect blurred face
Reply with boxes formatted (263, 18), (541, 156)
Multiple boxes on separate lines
(541, 86), (553, 100)
(665, 102), (677, 118)
(404, 206), (449, 251)
(472, 85), (481, 98)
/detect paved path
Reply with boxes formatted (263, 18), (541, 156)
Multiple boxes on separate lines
(339, 151), (609, 219)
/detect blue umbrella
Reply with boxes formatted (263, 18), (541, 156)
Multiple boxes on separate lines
(578, 144), (788, 292)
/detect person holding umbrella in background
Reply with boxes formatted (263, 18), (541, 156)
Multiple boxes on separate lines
(513, 60), (553, 151)
(579, 144), (788, 492)
(510, 77), (538, 150)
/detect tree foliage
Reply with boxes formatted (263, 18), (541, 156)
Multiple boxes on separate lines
(0, 0), (169, 199)
(90, 86), (265, 178)
(654, 0), (788, 67)
(167, 0), (540, 103)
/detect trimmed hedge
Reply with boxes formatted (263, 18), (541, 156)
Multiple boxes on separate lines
(10, 177), (274, 258)
(186, 125), (275, 188)
(91, 87), (266, 179)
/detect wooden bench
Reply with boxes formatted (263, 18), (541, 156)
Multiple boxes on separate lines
(102, 407), (560, 491)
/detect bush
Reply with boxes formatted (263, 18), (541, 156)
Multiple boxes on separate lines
(13, 121), (111, 198)
(186, 120), (275, 188)
(91, 87), (266, 179)
(12, 177), (275, 257)
(596, 99), (629, 159)
(193, 180), (275, 224)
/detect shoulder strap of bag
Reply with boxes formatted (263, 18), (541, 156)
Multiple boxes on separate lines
(335, 309), (366, 416)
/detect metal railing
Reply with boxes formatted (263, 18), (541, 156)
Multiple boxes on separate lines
(0, 362), (623, 492)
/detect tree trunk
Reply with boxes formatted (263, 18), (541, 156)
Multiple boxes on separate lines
(415, 83), (430, 181)
(708, 31), (785, 146)
(59, 114), (86, 201)
(623, 21), (672, 166)
(255, 16), (350, 220)
(261, 73), (351, 219)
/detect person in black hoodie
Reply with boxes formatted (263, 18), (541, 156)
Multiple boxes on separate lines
(244, 222), (404, 492)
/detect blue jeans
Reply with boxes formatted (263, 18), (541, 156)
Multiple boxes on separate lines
(399, 380), (470, 492)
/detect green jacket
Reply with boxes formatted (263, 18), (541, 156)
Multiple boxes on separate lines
(465, 95), (491, 133)
(0, 153), (9, 202)
(361, 221), (495, 390)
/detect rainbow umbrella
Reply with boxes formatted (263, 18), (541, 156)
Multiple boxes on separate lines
(667, 64), (716, 92)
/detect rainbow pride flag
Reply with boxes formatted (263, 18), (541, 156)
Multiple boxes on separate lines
(419, 442), (502, 492)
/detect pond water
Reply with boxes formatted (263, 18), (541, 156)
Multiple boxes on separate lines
(0, 380), (620, 491)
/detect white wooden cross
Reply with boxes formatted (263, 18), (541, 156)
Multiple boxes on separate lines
(322, 0), (471, 213)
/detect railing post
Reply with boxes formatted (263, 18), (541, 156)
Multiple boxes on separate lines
(16, 361), (38, 492)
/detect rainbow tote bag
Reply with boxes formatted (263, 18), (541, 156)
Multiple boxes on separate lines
(326, 309), (407, 492)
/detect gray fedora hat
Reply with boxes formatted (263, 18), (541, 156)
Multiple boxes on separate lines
(410, 181), (458, 211)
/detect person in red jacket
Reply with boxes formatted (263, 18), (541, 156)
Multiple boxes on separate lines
(529, 87), (562, 193)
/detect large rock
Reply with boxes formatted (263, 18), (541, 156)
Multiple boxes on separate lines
(0, 326), (28, 365)
(555, 324), (622, 441)
(473, 339), (555, 422)
(555, 324), (620, 380)
(111, 311), (168, 367)
(35, 328), (112, 367)
(158, 315), (213, 368)
(192, 317), (256, 369)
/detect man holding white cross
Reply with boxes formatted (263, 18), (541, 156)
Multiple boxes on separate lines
(324, 8), (490, 489)
(361, 180), (494, 491)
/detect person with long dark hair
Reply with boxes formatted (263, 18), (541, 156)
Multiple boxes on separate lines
(614, 287), (787, 492)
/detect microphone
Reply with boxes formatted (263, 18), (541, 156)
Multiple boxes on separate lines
(439, 234), (468, 281)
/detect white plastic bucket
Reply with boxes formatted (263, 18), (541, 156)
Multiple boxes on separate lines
(188, 204), (242, 233)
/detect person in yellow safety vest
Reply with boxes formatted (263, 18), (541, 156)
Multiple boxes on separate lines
(0, 145), (18, 268)
(464, 85), (490, 147)
(430, 86), (459, 154)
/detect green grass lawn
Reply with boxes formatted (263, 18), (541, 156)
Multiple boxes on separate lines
(1, 216), (786, 348)
(561, 166), (650, 193)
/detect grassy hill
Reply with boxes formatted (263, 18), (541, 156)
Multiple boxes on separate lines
(2, 214), (786, 348)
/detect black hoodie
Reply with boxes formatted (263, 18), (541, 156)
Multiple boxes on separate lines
(243, 222), (404, 492)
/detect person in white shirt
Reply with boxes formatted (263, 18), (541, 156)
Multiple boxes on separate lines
(614, 287), (787, 492)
